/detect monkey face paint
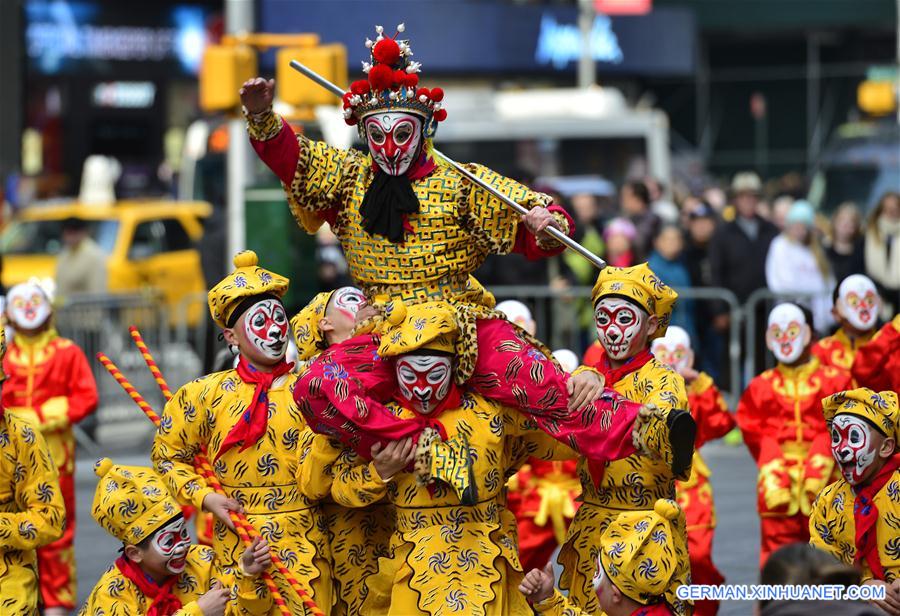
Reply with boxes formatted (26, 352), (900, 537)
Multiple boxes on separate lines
(150, 517), (191, 574)
(395, 354), (452, 415)
(7, 283), (51, 331)
(594, 297), (646, 361)
(765, 303), (810, 365)
(243, 299), (289, 360)
(650, 325), (693, 373)
(837, 275), (880, 332)
(330, 286), (366, 320)
(365, 112), (423, 176)
(831, 414), (884, 486)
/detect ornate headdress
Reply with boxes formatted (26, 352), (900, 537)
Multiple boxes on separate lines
(207, 251), (289, 329)
(342, 23), (447, 138)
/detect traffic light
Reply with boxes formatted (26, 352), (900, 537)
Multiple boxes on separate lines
(857, 80), (897, 116)
(200, 44), (258, 112)
(278, 44), (348, 107)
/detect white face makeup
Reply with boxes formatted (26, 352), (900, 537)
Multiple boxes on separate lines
(331, 287), (366, 320)
(7, 283), (51, 331)
(365, 112), (423, 176)
(243, 299), (289, 361)
(766, 304), (810, 365)
(396, 354), (452, 415)
(650, 325), (693, 373)
(151, 517), (191, 574)
(831, 415), (881, 486)
(837, 275), (880, 332)
(594, 297), (646, 361)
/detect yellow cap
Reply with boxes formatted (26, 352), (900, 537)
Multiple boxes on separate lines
(822, 388), (900, 442)
(91, 458), (181, 544)
(290, 291), (335, 361)
(591, 264), (678, 338)
(378, 300), (458, 357)
(599, 498), (683, 605)
(207, 250), (289, 329)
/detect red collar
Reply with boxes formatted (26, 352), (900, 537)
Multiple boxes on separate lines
(114, 556), (182, 615)
(592, 348), (655, 385)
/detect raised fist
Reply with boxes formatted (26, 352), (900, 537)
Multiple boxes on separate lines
(239, 77), (275, 115)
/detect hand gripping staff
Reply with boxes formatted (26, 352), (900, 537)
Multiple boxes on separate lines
(289, 59), (608, 271)
(97, 334), (325, 616)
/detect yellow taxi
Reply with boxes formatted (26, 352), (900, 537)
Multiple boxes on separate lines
(0, 200), (212, 324)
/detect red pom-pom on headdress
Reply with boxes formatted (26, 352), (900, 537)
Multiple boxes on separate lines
(430, 87), (444, 103)
(416, 87), (431, 100)
(373, 38), (401, 66)
(434, 109), (448, 122)
(404, 73), (419, 88)
(350, 80), (371, 96)
(368, 64), (394, 91)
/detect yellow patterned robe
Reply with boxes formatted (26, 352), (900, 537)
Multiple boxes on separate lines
(0, 411), (65, 615)
(558, 359), (691, 616)
(78, 545), (273, 615)
(306, 393), (571, 615)
(297, 436), (395, 616)
(249, 111), (553, 306)
(151, 371), (333, 614)
(809, 472), (900, 582)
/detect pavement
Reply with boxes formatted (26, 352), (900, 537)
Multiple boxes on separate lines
(72, 439), (760, 613)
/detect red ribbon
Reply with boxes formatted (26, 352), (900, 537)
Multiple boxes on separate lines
(586, 348), (655, 486)
(216, 357), (293, 461)
(115, 556), (182, 616)
(853, 453), (900, 580)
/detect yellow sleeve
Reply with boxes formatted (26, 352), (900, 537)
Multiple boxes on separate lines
(877, 497), (900, 582)
(215, 559), (275, 616)
(533, 589), (589, 615)
(331, 446), (389, 508)
(38, 397), (70, 431)
(174, 603), (204, 616)
(151, 381), (215, 510)
(78, 567), (144, 615)
(296, 433), (339, 501)
(457, 163), (553, 255)
(807, 486), (846, 565)
(642, 362), (689, 414)
(0, 416), (65, 550)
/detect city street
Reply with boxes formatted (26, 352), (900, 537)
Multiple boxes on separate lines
(73, 438), (760, 614)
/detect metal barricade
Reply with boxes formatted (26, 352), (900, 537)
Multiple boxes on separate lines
(488, 285), (743, 409)
(55, 292), (169, 451)
(743, 288), (833, 382)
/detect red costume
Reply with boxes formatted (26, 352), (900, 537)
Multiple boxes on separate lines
(2, 328), (98, 610)
(811, 328), (874, 373)
(851, 316), (900, 392)
(677, 373), (735, 616)
(506, 458), (580, 571)
(735, 357), (851, 567)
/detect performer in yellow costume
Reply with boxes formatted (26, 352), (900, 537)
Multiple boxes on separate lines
(151, 251), (332, 614)
(80, 458), (274, 615)
(810, 388), (900, 611)
(301, 301), (574, 615)
(558, 264), (694, 616)
(2, 279), (99, 614)
(0, 324), (65, 614)
(520, 499), (685, 616)
(291, 287), (395, 616)
(241, 25), (691, 471)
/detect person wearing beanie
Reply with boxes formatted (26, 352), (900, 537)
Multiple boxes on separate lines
(2, 278), (98, 615)
(0, 324), (65, 613)
(301, 300), (577, 615)
(812, 275), (882, 372)
(558, 264), (696, 616)
(736, 303), (853, 567)
(151, 251), (333, 613)
(810, 388), (900, 614)
(652, 326), (735, 616)
(80, 458), (273, 615)
(765, 200), (836, 332)
(291, 286), (393, 615)
(520, 498), (686, 615)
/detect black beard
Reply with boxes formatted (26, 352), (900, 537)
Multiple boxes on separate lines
(360, 170), (421, 243)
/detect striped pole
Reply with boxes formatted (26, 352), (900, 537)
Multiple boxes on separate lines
(129, 327), (173, 400)
(96, 353), (316, 615)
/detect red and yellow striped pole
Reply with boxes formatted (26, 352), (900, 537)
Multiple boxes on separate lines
(129, 327), (173, 400)
(96, 353), (309, 616)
